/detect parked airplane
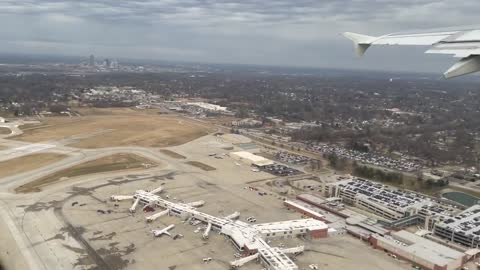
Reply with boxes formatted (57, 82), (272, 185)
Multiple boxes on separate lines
(344, 26), (480, 79)
(152, 224), (175, 237)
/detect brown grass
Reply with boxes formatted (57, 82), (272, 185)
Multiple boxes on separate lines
(0, 127), (11, 135)
(160, 149), (186, 159)
(12, 108), (213, 149)
(19, 123), (49, 131)
(0, 153), (67, 179)
(15, 153), (158, 193)
(185, 161), (216, 171)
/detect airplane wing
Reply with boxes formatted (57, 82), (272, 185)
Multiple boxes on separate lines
(344, 27), (480, 79)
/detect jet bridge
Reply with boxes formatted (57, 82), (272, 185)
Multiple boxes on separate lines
(146, 209), (170, 222)
(129, 197), (141, 213)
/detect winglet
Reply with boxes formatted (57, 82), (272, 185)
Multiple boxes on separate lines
(343, 32), (376, 57)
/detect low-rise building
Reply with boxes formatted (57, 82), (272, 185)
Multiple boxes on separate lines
(284, 200), (329, 223)
(187, 102), (228, 112)
(232, 118), (263, 128)
(370, 230), (467, 270)
(231, 151), (274, 167)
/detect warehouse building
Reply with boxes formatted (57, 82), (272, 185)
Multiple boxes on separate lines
(370, 230), (467, 270)
(231, 151), (274, 167)
(187, 102), (228, 112)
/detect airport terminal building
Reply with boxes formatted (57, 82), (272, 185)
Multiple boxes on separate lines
(131, 189), (329, 270)
(370, 231), (467, 270)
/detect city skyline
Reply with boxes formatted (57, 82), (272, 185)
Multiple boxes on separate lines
(0, 1), (479, 73)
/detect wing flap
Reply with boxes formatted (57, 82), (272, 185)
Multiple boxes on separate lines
(426, 42), (480, 57)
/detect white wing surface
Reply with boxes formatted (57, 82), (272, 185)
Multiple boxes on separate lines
(344, 27), (480, 78)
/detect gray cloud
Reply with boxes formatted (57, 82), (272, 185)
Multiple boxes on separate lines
(0, 0), (478, 72)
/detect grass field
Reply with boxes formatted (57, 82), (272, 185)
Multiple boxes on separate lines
(15, 153), (158, 193)
(19, 123), (49, 131)
(13, 108), (212, 149)
(0, 127), (11, 135)
(185, 161), (216, 171)
(0, 153), (67, 179)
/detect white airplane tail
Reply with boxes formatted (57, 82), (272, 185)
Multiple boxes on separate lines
(343, 32), (376, 57)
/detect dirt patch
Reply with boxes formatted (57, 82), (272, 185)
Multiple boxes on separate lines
(0, 153), (67, 179)
(15, 153), (158, 193)
(12, 108), (213, 149)
(185, 161), (216, 171)
(0, 127), (11, 135)
(160, 150), (186, 159)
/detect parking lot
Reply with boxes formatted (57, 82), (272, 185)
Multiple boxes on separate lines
(306, 143), (423, 172)
(261, 164), (303, 176)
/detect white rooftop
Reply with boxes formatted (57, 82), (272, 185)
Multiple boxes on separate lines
(187, 102), (228, 111)
(253, 219), (328, 234)
(377, 230), (465, 267)
(231, 151), (274, 166)
(285, 200), (325, 220)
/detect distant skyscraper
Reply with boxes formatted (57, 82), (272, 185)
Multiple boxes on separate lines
(104, 58), (111, 68)
(111, 59), (119, 69)
(89, 55), (95, 66)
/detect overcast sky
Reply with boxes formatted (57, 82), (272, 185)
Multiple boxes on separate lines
(0, 0), (479, 73)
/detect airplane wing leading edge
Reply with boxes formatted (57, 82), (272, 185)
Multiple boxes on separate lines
(344, 28), (480, 79)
